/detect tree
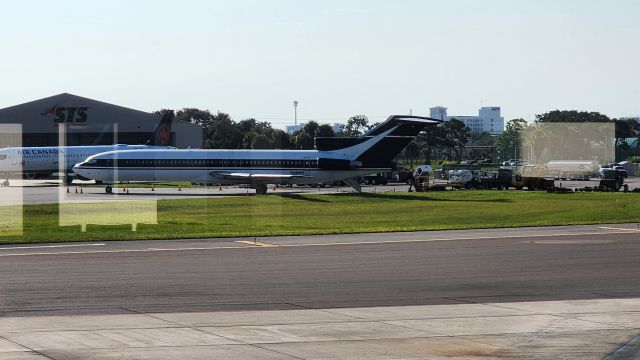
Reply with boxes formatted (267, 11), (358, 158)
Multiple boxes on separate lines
(204, 112), (242, 149)
(251, 134), (272, 149)
(467, 131), (496, 160)
(494, 119), (527, 162)
(269, 129), (294, 149)
(291, 121), (321, 149)
(317, 124), (335, 138)
(442, 118), (470, 161)
(176, 108), (215, 127)
(339, 115), (369, 136)
(536, 110), (611, 123)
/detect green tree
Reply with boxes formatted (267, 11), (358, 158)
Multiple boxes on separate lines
(291, 121), (321, 149)
(317, 124), (335, 138)
(442, 119), (470, 161)
(494, 119), (527, 162)
(175, 108), (215, 127)
(536, 110), (611, 123)
(205, 112), (242, 149)
(269, 129), (294, 149)
(339, 115), (369, 136)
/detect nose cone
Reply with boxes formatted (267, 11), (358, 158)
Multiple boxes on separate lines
(72, 162), (87, 175)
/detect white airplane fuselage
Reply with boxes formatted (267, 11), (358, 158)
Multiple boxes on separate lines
(0, 145), (174, 178)
(73, 148), (384, 185)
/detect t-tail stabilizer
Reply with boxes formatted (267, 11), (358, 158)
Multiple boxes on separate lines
(327, 115), (442, 192)
(326, 115), (442, 165)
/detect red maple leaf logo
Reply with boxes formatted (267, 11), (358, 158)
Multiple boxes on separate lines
(158, 126), (170, 144)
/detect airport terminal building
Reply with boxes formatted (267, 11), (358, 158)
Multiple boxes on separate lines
(0, 93), (202, 148)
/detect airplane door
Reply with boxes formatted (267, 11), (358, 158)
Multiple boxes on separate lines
(10, 150), (20, 166)
(10, 150), (22, 173)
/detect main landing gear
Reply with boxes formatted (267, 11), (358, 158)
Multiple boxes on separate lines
(256, 184), (268, 195)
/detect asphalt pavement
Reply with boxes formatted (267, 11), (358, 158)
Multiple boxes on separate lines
(2, 225), (640, 359)
(2, 224), (640, 316)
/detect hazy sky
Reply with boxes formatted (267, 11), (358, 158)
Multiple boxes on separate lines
(1, 0), (639, 127)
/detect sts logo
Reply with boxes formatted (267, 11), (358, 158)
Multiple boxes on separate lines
(41, 104), (90, 124)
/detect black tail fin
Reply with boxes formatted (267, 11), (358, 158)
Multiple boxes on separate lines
(355, 115), (441, 167)
(321, 115), (442, 168)
(146, 110), (175, 146)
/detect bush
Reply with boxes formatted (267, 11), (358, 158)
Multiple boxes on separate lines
(627, 156), (640, 163)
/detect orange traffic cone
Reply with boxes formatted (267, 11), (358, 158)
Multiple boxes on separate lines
(66, 187), (70, 193)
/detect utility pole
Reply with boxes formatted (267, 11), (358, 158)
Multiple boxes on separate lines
(293, 101), (298, 126)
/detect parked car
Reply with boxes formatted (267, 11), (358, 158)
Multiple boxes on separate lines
(614, 166), (628, 178)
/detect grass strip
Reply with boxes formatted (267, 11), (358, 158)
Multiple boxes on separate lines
(2, 191), (640, 244)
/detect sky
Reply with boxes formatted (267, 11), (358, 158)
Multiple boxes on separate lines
(1, 0), (639, 128)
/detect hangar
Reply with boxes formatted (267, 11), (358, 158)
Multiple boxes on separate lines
(0, 93), (202, 148)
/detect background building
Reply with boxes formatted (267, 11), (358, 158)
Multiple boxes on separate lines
(429, 106), (505, 134)
(0, 93), (202, 148)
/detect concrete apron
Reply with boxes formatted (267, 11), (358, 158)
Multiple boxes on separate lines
(1, 298), (639, 360)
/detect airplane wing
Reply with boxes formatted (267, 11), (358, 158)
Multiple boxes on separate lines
(210, 171), (308, 181)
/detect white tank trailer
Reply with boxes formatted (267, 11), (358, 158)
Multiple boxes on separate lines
(545, 160), (599, 180)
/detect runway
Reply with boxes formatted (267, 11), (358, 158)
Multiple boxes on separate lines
(2, 225), (640, 359)
(1, 224), (640, 316)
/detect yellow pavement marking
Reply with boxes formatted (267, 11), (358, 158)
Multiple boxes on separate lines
(235, 240), (277, 247)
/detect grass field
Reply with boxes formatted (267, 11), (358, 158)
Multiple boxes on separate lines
(1, 191), (640, 244)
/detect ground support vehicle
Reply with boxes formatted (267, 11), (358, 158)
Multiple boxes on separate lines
(362, 173), (389, 185)
(483, 168), (513, 190)
(409, 165), (433, 192)
(510, 165), (555, 190)
(447, 169), (504, 189)
(599, 169), (624, 191)
(546, 160), (599, 180)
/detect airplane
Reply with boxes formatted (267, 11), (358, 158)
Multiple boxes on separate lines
(73, 115), (442, 194)
(0, 110), (175, 186)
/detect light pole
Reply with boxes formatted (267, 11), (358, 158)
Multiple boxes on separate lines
(293, 100), (298, 126)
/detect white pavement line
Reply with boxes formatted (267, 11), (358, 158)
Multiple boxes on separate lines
(0, 230), (633, 257)
(235, 240), (277, 247)
(0, 246), (247, 257)
(0, 243), (106, 251)
(527, 240), (615, 244)
(598, 226), (640, 232)
(271, 231), (630, 248)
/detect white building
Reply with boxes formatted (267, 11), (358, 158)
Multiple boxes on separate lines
(429, 106), (504, 134)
